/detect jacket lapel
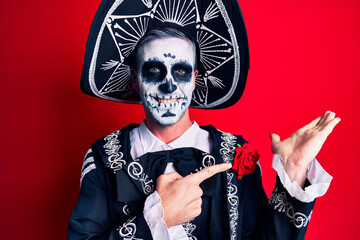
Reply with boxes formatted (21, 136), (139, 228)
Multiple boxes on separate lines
(204, 125), (241, 240)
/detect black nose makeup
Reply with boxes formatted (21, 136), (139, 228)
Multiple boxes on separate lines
(159, 79), (177, 93)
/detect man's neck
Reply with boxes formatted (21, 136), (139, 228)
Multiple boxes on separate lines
(144, 111), (192, 144)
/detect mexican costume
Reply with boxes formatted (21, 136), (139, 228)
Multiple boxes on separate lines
(68, 124), (315, 239)
(69, 0), (332, 239)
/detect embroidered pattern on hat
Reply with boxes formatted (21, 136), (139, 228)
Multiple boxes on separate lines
(88, 0), (242, 109)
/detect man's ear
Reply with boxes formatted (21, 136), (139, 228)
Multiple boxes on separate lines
(193, 70), (198, 91)
(131, 68), (139, 93)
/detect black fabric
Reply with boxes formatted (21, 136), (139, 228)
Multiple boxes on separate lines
(68, 124), (316, 239)
(116, 147), (222, 202)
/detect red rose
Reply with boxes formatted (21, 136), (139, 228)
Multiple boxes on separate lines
(232, 143), (260, 180)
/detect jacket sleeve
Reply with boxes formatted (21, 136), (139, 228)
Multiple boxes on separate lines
(67, 147), (153, 240)
(239, 164), (315, 240)
(228, 134), (315, 240)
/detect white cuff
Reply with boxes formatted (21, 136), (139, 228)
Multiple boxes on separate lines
(272, 154), (333, 203)
(144, 191), (170, 240)
(143, 191), (189, 240)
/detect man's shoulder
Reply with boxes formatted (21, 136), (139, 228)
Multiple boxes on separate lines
(92, 123), (139, 146)
(86, 124), (139, 172)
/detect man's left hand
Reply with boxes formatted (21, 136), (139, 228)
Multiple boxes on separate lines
(270, 111), (341, 187)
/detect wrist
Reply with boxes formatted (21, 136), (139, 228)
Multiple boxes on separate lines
(282, 159), (307, 188)
(163, 214), (173, 228)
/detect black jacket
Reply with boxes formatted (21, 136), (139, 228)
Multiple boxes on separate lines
(68, 124), (314, 239)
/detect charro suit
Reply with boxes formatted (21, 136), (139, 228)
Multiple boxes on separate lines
(68, 124), (314, 239)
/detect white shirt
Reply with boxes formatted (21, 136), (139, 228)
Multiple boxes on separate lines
(129, 120), (332, 240)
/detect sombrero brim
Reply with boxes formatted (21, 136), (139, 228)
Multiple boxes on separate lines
(80, 0), (249, 109)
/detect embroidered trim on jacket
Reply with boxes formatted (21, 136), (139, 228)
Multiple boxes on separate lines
(118, 216), (142, 240)
(80, 149), (96, 187)
(127, 160), (154, 195)
(219, 130), (238, 240)
(193, 154), (216, 172)
(104, 130), (126, 173)
(219, 131), (237, 163)
(182, 155), (216, 239)
(227, 172), (239, 240)
(122, 204), (131, 216)
(183, 220), (197, 240)
(268, 188), (311, 228)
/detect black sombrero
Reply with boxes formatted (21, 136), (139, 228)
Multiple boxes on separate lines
(81, 0), (249, 109)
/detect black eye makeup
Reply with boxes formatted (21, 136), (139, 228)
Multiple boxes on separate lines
(141, 60), (167, 84)
(171, 62), (193, 83)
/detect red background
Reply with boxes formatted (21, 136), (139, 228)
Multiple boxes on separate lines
(1, 0), (359, 239)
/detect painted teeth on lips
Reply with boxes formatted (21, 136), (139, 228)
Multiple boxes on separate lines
(155, 97), (179, 104)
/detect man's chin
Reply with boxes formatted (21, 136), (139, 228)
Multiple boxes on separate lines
(161, 110), (176, 118)
(149, 110), (183, 127)
(156, 115), (180, 127)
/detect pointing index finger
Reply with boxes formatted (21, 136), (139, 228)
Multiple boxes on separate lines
(187, 162), (232, 184)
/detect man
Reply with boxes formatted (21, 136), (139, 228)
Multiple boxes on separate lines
(68, 1), (340, 239)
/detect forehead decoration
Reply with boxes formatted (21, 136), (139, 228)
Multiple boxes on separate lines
(81, 0), (249, 109)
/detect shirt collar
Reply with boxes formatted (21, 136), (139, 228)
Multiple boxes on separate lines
(168, 122), (200, 149)
(138, 120), (201, 153)
(138, 120), (165, 153)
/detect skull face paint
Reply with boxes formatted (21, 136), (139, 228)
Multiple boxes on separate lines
(136, 37), (196, 126)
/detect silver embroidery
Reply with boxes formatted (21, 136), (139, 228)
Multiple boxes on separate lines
(219, 131), (237, 163)
(80, 149), (96, 187)
(100, 64), (131, 94)
(183, 220), (197, 240)
(118, 217), (143, 240)
(101, 59), (120, 71)
(268, 188), (311, 228)
(202, 154), (216, 167)
(209, 0), (240, 108)
(155, 0), (197, 27)
(104, 130), (126, 173)
(227, 172), (239, 240)
(123, 204), (131, 216)
(197, 26), (232, 71)
(181, 154), (216, 239)
(80, 164), (96, 187)
(203, 1), (220, 22)
(219, 130), (238, 240)
(82, 156), (94, 171)
(88, 0), (241, 109)
(108, 17), (149, 58)
(193, 74), (207, 103)
(127, 161), (154, 195)
(208, 76), (225, 89)
(142, 0), (153, 8)
(193, 154), (216, 172)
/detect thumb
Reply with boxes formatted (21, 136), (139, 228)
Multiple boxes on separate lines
(270, 133), (281, 145)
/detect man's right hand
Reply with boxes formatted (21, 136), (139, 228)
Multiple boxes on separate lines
(156, 162), (232, 228)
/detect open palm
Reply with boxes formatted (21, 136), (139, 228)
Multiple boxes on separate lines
(270, 111), (341, 185)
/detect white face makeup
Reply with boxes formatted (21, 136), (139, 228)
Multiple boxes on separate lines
(136, 37), (196, 126)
